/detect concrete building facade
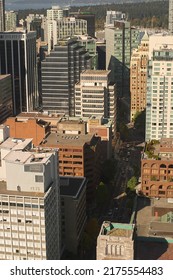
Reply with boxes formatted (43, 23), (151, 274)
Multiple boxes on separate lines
(97, 222), (135, 260)
(146, 35), (173, 141)
(130, 32), (149, 121)
(5, 11), (18, 31)
(75, 70), (116, 134)
(0, 138), (61, 260)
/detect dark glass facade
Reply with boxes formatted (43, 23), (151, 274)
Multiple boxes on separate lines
(41, 38), (91, 116)
(0, 31), (38, 115)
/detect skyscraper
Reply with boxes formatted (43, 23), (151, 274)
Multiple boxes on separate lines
(105, 21), (140, 98)
(0, 0), (5, 31)
(169, 0), (173, 34)
(75, 70), (116, 134)
(5, 10), (18, 31)
(0, 31), (38, 115)
(41, 37), (91, 116)
(130, 32), (149, 121)
(145, 35), (173, 141)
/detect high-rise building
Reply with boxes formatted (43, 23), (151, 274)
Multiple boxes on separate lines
(75, 70), (116, 134)
(105, 10), (126, 26)
(71, 12), (95, 38)
(41, 37), (91, 116)
(5, 11), (18, 31)
(0, 137), (61, 260)
(145, 35), (173, 141)
(46, 6), (64, 52)
(130, 32), (149, 121)
(77, 35), (98, 69)
(0, 31), (38, 115)
(105, 21), (140, 97)
(0, 74), (13, 123)
(0, 0), (5, 31)
(169, 0), (173, 34)
(25, 14), (45, 40)
(52, 17), (87, 48)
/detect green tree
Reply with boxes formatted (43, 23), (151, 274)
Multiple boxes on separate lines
(127, 176), (137, 192)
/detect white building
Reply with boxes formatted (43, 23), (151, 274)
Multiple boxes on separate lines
(75, 70), (116, 133)
(52, 17), (87, 47)
(105, 10), (126, 26)
(5, 11), (18, 31)
(145, 34), (173, 141)
(0, 137), (61, 259)
(46, 6), (64, 52)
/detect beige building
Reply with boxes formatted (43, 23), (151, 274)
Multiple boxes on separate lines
(130, 32), (149, 121)
(97, 222), (135, 260)
(75, 70), (116, 135)
(60, 176), (87, 255)
(0, 137), (61, 260)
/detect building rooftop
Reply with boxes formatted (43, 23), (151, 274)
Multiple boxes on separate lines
(41, 132), (98, 147)
(100, 222), (134, 238)
(143, 138), (173, 160)
(4, 150), (53, 165)
(0, 137), (33, 151)
(81, 70), (111, 75)
(0, 180), (44, 197)
(60, 176), (86, 198)
(136, 196), (173, 240)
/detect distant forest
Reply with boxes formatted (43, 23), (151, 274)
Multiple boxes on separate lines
(18, 0), (169, 30)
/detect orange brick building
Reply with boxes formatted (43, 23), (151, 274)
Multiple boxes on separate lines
(4, 117), (50, 146)
(141, 139), (173, 198)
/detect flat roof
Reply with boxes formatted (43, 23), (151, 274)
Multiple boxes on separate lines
(81, 70), (110, 75)
(41, 132), (97, 147)
(101, 222), (134, 237)
(0, 138), (33, 151)
(136, 197), (173, 239)
(4, 150), (53, 165)
(60, 176), (86, 198)
(0, 181), (44, 197)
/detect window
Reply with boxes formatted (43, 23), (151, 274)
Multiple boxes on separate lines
(35, 175), (43, 183)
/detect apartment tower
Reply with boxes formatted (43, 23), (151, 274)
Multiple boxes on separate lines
(145, 35), (173, 141)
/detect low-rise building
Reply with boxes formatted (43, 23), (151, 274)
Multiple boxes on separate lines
(97, 222), (135, 260)
(0, 143), (61, 260)
(141, 138), (173, 198)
